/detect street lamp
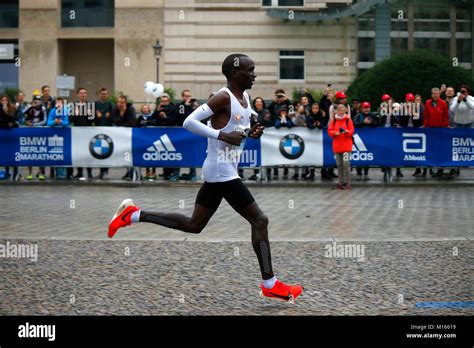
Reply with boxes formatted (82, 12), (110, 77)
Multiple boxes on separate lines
(153, 40), (163, 82)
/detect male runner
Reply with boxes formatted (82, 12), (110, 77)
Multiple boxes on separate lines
(108, 54), (303, 302)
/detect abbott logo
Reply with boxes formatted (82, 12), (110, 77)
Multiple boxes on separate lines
(350, 134), (373, 161)
(402, 133), (426, 153)
(403, 133), (426, 161)
(143, 134), (183, 161)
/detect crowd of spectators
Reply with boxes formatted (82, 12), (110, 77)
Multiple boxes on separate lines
(0, 83), (473, 183)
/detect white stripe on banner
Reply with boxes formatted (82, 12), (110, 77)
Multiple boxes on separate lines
(160, 134), (176, 152)
(261, 128), (323, 166)
(153, 138), (166, 153)
(71, 127), (132, 167)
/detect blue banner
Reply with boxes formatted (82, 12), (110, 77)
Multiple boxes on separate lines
(323, 128), (474, 167)
(0, 127), (72, 166)
(132, 128), (261, 167)
(237, 137), (261, 168)
(0, 127), (472, 167)
(132, 127), (207, 167)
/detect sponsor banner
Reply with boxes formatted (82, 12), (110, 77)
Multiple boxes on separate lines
(261, 128), (324, 166)
(237, 137), (261, 168)
(323, 128), (474, 167)
(1, 127), (472, 167)
(132, 128), (261, 168)
(132, 128), (207, 167)
(449, 129), (474, 165)
(71, 127), (132, 167)
(0, 127), (71, 166)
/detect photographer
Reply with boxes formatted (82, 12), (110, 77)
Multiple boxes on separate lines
(450, 85), (474, 128)
(152, 93), (177, 127)
(448, 85), (474, 178)
(268, 89), (292, 120)
(176, 89), (198, 126)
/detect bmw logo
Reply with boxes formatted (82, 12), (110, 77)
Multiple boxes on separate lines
(89, 134), (114, 159)
(279, 134), (305, 159)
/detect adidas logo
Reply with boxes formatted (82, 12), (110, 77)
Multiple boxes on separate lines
(350, 134), (374, 161)
(143, 134), (183, 161)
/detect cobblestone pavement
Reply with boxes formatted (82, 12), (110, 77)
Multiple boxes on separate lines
(0, 240), (472, 315)
(0, 185), (472, 315)
(0, 185), (471, 241)
(2, 167), (474, 187)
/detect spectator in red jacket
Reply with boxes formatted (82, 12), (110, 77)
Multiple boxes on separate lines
(328, 104), (354, 190)
(423, 88), (449, 128)
(424, 87), (449, 178)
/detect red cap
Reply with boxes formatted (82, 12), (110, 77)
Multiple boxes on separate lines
(361, 102), (371, 108)
(381, 94), (391, 101)
(335, 91), (347, 99)
(405, 93), (415, 101)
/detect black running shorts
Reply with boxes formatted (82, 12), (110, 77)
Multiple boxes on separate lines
(195, 178), (255, 211)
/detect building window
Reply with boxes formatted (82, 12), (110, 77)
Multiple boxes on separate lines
(278, 0), (304, 6)
(457, 39), (472, 64)
(61, 0), (114, 28)
(0, 0), (19, 28)
(279, 50), (304, 80)
(414, 38), (450, 56)
(358, 38), (375, 62)
(0, 40), (19, 92)
(357, 9), (375, 31)
(261, 0), (304, 7)
(456, 0), (472, 32)
(414, 0), (450, 32)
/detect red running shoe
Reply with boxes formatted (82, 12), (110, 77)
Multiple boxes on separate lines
(108, 199), (140, 238)
(260, 279), (303, 303)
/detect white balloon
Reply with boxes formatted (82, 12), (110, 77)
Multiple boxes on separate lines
(151, 83), (164, 98)
(144, 81), (155, 94)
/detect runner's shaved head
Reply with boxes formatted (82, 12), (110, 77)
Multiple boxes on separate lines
(222, 53), (249, 79)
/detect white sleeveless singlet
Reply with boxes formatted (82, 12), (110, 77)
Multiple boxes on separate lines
(201, 87), (252, 183)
